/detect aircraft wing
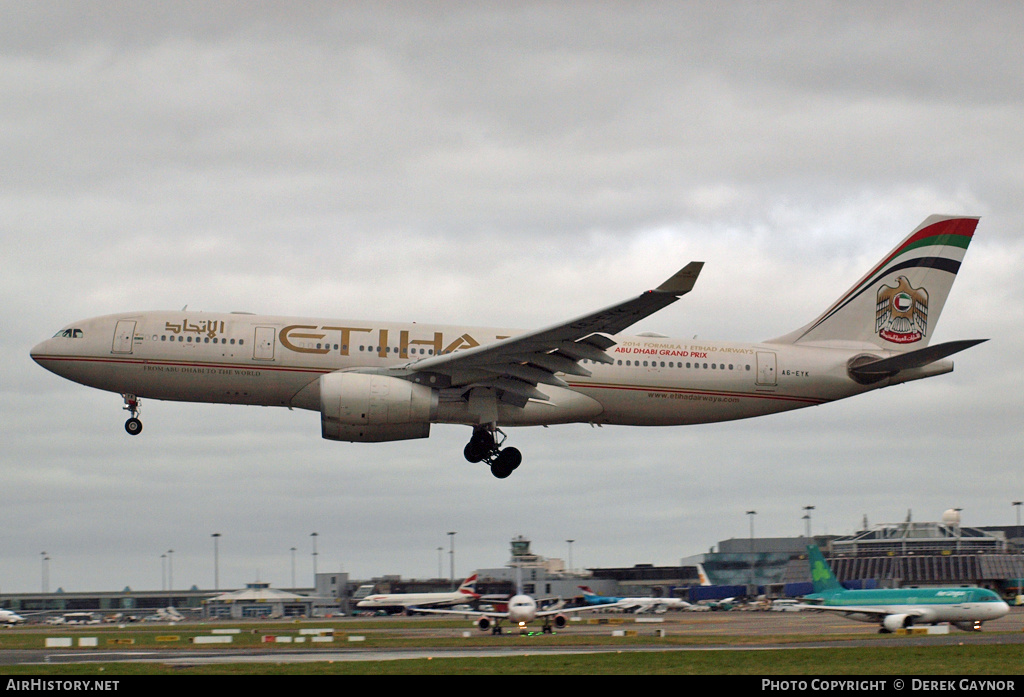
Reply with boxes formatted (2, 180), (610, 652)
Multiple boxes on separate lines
(535, 601), (629, 617)
(396, 262), (703, 406)
(407, 607), (508, 619)
(793, 603), (924, 618)
(409, 601), (627, 619)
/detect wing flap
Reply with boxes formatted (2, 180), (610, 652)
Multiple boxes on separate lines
(486, 363), (570, 388)
(511, 351), (592, 377)
(551, 338), (616, 363)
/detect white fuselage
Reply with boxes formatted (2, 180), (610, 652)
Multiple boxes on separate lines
(30, 310), (929, 429)
(356, 590), (474, 610)
(827, 601), (1010, 625)
(621, 597), (690, 611)
(0, 610), (25, 625)
(505, 594), (539, 624)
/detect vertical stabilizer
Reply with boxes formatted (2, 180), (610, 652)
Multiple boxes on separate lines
(696, 562), (712, 586)
(770, 216), (978, 350)
(807, 545), (843, 594)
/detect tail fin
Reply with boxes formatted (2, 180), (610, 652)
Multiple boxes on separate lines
(578, 586), (596, 596)
(770, 215), (979, 350)
(458, 574), (478, 594)
(807, 545), (842, 594)
(696, 563), (712, 586)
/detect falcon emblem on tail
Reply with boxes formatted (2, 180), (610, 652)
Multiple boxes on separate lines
(876, 276), (928, 344)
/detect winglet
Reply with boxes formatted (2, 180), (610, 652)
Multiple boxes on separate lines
(655, 261), (704, 295)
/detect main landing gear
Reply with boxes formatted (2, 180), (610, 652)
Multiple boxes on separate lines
(122, 394), (142, 436)
(463, 425), (522, 479)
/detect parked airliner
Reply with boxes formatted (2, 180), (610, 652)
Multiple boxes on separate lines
(0, 609), (26, 626)
(31, 215), (983, 478)
(356, 575), (480, 614)
(796, 545), (1009, 633)
(578, 586), (691, 613)
(412, 567), (622, 634)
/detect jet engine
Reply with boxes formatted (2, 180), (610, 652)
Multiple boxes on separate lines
(319, 372), (437, 442)
(881, 614), (914, 633)
(552, 613), (568, 630)
(476, 616), (493, 632)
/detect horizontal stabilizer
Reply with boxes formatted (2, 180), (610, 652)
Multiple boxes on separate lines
(849, 339), (987, 379)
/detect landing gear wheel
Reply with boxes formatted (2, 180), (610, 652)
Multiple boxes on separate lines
(464, 426), (498, 464)
(465, 426), (524, 478)
(489, 447), (522, 478)
(463, 438), (491, 464)
(122, 394), (143, 436)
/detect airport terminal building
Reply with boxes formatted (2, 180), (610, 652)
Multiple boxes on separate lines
(4, 514), (1021, 619)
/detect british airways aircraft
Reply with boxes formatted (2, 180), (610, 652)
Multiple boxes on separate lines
(31, 215), (983, 478)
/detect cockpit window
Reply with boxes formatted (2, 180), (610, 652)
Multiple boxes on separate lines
(53, 328), (84, 338)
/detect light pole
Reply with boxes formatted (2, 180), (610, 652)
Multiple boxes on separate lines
(161, 553), (167, 591)
(290, 547), (297, 589)
(167, 549), (174, 592)
(212, 533), (221, 591)
(311, 532), (319, 581)
(447, 532), (456, 589)
(437, 547), (444, 579)
(953, 508), (963, 553)
(566, 539), (575, 574)
(41, 552), (49, 594)
(803, 505), (815, 539)
(746, 510), (757, 588)
(1014, 501), (1023, 597)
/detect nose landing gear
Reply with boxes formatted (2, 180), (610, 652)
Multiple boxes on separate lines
(464, 425), (522, 479)
(122, 394), (142, 435)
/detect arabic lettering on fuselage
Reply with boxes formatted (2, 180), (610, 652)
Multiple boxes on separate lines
(164, 319), (226, 339)
(278, 324), (487, 359)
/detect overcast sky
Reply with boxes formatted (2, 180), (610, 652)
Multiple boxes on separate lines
(3, 2), (1023, 595)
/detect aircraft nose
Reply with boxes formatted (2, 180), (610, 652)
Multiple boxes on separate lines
(30, 338), (57, 370)
(30, 340), (46, 363)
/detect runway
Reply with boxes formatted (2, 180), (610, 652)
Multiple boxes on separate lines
(2, 608), (1021, 667)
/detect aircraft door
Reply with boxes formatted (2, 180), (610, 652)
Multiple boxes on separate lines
(112, 320), (136, 354)
(756, 351), (777, 386)
(253, 326), (276, 361)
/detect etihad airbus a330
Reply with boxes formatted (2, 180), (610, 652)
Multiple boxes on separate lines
(31, 215), (984, 478)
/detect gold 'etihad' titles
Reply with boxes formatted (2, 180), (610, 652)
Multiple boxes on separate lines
(278, 325), (493, 359)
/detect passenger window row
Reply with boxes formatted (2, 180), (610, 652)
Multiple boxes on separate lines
(159, 335), (245, 345)
(607, 359), (750, 371)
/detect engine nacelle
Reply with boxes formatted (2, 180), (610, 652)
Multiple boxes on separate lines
(476, 616), (493, 632)
(552, 613), (568, 630)
(882, 614), (914, 632)
(319, 372), (437, 442)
